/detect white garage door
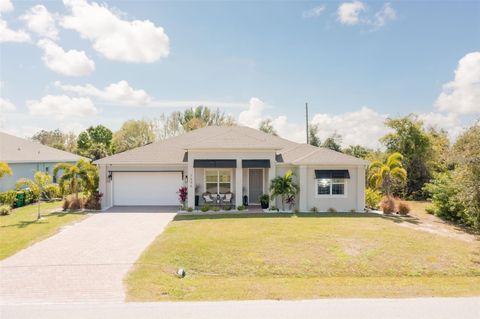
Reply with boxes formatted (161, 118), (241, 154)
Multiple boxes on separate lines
(113, 171), (183, 206)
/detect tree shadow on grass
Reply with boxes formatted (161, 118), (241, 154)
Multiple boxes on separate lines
(174, 212), (382, 221)
(381, 214), (422, 225)
(0, 211), (85, 229)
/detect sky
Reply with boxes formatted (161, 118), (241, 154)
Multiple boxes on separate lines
(0, 0), (479, 148)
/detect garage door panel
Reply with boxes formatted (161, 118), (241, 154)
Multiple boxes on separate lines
(113, 172), (183, 206)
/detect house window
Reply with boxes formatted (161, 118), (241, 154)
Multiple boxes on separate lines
(316, 178), (346, 196)
(205, 170), (231, 194)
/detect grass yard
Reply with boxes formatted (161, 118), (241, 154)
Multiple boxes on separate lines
(126, 212), (480, 301)
(0, 201), (87, 260)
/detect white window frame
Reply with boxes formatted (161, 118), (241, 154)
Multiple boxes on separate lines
(315, 178), (348, 198)
(204, 169), (233, 195)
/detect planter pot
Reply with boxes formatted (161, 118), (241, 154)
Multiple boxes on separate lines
(195, 195), (199, 207)
(260, 202), (269, 209)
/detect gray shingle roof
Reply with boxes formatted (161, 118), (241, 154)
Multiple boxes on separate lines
(94, 126), (367, 166)
(0, 132), (84, 163)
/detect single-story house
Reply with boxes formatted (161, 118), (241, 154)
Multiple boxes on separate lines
(94, 126), (368, 212)
(0, 132), (84, 192)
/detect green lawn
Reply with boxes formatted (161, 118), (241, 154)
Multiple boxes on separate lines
(126, 213), (480, 301)
(0, 201), (87, 260)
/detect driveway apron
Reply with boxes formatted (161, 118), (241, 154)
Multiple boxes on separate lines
(0, 209), (175, 304)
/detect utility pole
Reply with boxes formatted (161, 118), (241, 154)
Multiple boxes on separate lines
(305, 102), (309, 144)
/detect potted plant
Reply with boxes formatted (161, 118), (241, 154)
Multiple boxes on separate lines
(194, 184), (200, 207)
(259, 194), (270, 209)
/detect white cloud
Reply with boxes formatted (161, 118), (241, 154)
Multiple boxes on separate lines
(303, 5), (326, 18)
(337, 1), (366, 25)
(37, 38), (95, 76)
(0, 0), (13, 14)
(0, 97), (15, 112)
(418, 112), (464, 140)
(61, 0), (170, 63)
(311, 107), (390, 148)
(238, 97), (269, 129)
(0, 19), (30, 42)
(27, 95), (97, 120)
(21, 5), (58, 39)
(56, 80), (151, 106)
(373, 3), (396, 28)
(238, 100), (391, 148)
(435, 52), (480, 115)
(337, 1), (396, 29)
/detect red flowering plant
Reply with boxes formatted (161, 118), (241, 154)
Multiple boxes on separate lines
(177, 186), (188, 210)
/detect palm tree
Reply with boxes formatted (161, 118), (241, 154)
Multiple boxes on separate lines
(16, 171), (52, 220)
(269, 170), (299, 211)
(368, 152), (407, 195)
(54, 159), (98, 200)
(0, 161), (12, 179)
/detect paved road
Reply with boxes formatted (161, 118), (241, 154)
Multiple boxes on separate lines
(0, 208), (175, 304)
(1, 298), (479, 319)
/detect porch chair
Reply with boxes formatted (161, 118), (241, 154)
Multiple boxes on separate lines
(202, 192), (215, 205)
(221, 191), (234, 207)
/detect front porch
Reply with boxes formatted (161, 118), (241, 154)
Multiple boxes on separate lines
(187, 159), (275, 208)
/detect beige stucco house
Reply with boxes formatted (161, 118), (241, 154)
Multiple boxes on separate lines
(94, 126), (368, 212)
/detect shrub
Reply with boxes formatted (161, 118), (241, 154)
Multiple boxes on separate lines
(269, 205), (278, 211)
(397, 200), (411, 215)
(380, 196), (396, 214)
(0, 190), (17, 207)
(43, 184), (60, 200)
(177, 186), (188, 209)
(309, 206), (318, 213)
(293, 208), (299, 214)
(200, 204), (210, 212)
(0, 205), (11, 216)
(327, 207), (337, 213)
(63, 196), (83, 211)
(237, 205), (245, 211)
(365, 188), (382, 210)
(84, 192), (103, 210)
(212, 206), (220, 212)
(350, 209), (356, 213)
(186, 207), (193, 212)
(222, 206), (232, 211)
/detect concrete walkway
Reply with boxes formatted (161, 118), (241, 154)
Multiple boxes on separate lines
(0, 209), (175, 304)
(1, 298), (479, 319)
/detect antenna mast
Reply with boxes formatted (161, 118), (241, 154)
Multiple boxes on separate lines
(305, 102), (309, 144)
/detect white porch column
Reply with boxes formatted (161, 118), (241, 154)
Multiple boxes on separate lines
(267, 162), (276, 205)
(187, 159), (195, 208)
(299, 165), (308, 212)
(356, 165), (366, 212)
(235, 159), (242, 207)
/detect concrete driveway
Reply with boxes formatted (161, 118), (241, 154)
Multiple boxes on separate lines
(0, 207), (176, 304)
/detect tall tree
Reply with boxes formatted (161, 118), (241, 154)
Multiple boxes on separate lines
(77, 125), (113, 160)
(31, 129), (67, 150)
(113, 120), (156, 153)
(322, 132), (342, 152)
(258, 119), (278, 136)
(452, 123), (480, 229)
(380, 114), (433, 199)
(368, 152), (407, 196)
(344, 145), (371, 159)
(308, 124), (321, 146)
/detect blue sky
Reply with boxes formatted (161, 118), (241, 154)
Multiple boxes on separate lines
(0, 0), (479, 148)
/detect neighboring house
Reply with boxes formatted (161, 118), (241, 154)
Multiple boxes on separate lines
(95, 126), (368, 212)
(0, 132), (85, 192)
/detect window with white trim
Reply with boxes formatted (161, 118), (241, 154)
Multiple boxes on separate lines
(205, 170), (231, 194)
(315, 178), (346, 196)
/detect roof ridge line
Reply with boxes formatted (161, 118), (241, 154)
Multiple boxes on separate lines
(292, 147), (321, 164)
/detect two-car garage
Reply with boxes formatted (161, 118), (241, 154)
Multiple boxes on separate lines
(112, 171), (184, 206)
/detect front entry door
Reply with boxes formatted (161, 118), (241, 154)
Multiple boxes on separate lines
(248, 169), (264, 204)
